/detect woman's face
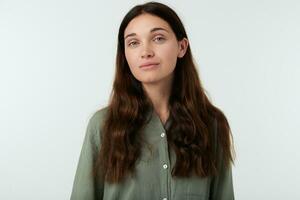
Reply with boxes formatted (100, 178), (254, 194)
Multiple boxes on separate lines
(124, 13), (188, 85)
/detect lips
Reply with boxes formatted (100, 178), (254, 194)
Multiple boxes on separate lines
(140, 62), (159, 68)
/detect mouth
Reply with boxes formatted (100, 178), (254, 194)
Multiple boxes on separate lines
(139, 63), (159, 70)
(140, 62), (160, 69)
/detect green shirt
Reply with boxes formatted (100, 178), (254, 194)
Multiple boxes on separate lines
(70, 106), (234, 200)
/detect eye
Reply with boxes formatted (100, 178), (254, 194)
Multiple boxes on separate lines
(128, 41), (139, 47)
(153, 36), (165, 43)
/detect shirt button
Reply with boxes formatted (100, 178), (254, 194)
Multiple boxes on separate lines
(160, 132), (165, 137)
(163, 164), (168, 169)
(162, 198), (167, 200)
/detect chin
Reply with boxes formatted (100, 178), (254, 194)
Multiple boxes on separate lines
(140, 77), (161, 85)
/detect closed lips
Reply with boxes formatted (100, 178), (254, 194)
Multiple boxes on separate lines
(140, 62), (159, 68)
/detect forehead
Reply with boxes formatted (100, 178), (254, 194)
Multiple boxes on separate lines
(124, 14), (172, 37)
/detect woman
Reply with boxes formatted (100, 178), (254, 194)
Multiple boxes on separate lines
(71, 1), (235, 200)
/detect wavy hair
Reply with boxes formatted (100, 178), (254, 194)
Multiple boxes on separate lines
(93, 1), (234, 184)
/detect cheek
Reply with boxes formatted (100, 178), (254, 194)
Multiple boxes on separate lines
(159, 44), (178, 69)
(125, 50), (133, 66)
(125, 50), (136, 67)
(125, 50), (140, 75)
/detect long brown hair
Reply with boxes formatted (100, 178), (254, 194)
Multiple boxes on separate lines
(93, 1), (234, 184)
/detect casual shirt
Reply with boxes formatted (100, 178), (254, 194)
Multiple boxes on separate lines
(70, 106), (234, 200)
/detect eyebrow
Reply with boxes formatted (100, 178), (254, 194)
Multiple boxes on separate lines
(124, 27), (169, 40)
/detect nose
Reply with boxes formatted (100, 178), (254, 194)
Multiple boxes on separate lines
(141, 45), (154, 58)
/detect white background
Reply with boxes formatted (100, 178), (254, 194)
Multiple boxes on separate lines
(1, 0), (299, 199)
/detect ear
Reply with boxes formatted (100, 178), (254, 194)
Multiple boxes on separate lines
(177, 38), (189, 58)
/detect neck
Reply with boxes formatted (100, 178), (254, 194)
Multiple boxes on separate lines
(142, 73), (173, 121)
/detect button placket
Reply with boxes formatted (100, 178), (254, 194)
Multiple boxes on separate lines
(152, 111), (171, 200)
(160, 129), (171, 200)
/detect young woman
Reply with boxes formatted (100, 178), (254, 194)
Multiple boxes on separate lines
(71, 2), (235, 200)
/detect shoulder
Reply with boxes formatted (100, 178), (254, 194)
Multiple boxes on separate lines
(88, 106), (109, 129)
(82, 106), (110, 151)
(87, 106), (108, 138)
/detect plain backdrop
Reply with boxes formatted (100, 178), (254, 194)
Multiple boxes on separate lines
(0, 0), (299, 199)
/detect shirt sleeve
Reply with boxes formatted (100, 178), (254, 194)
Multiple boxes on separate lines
(209, 118), (235, 200)
(70, 112), (104, 200)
